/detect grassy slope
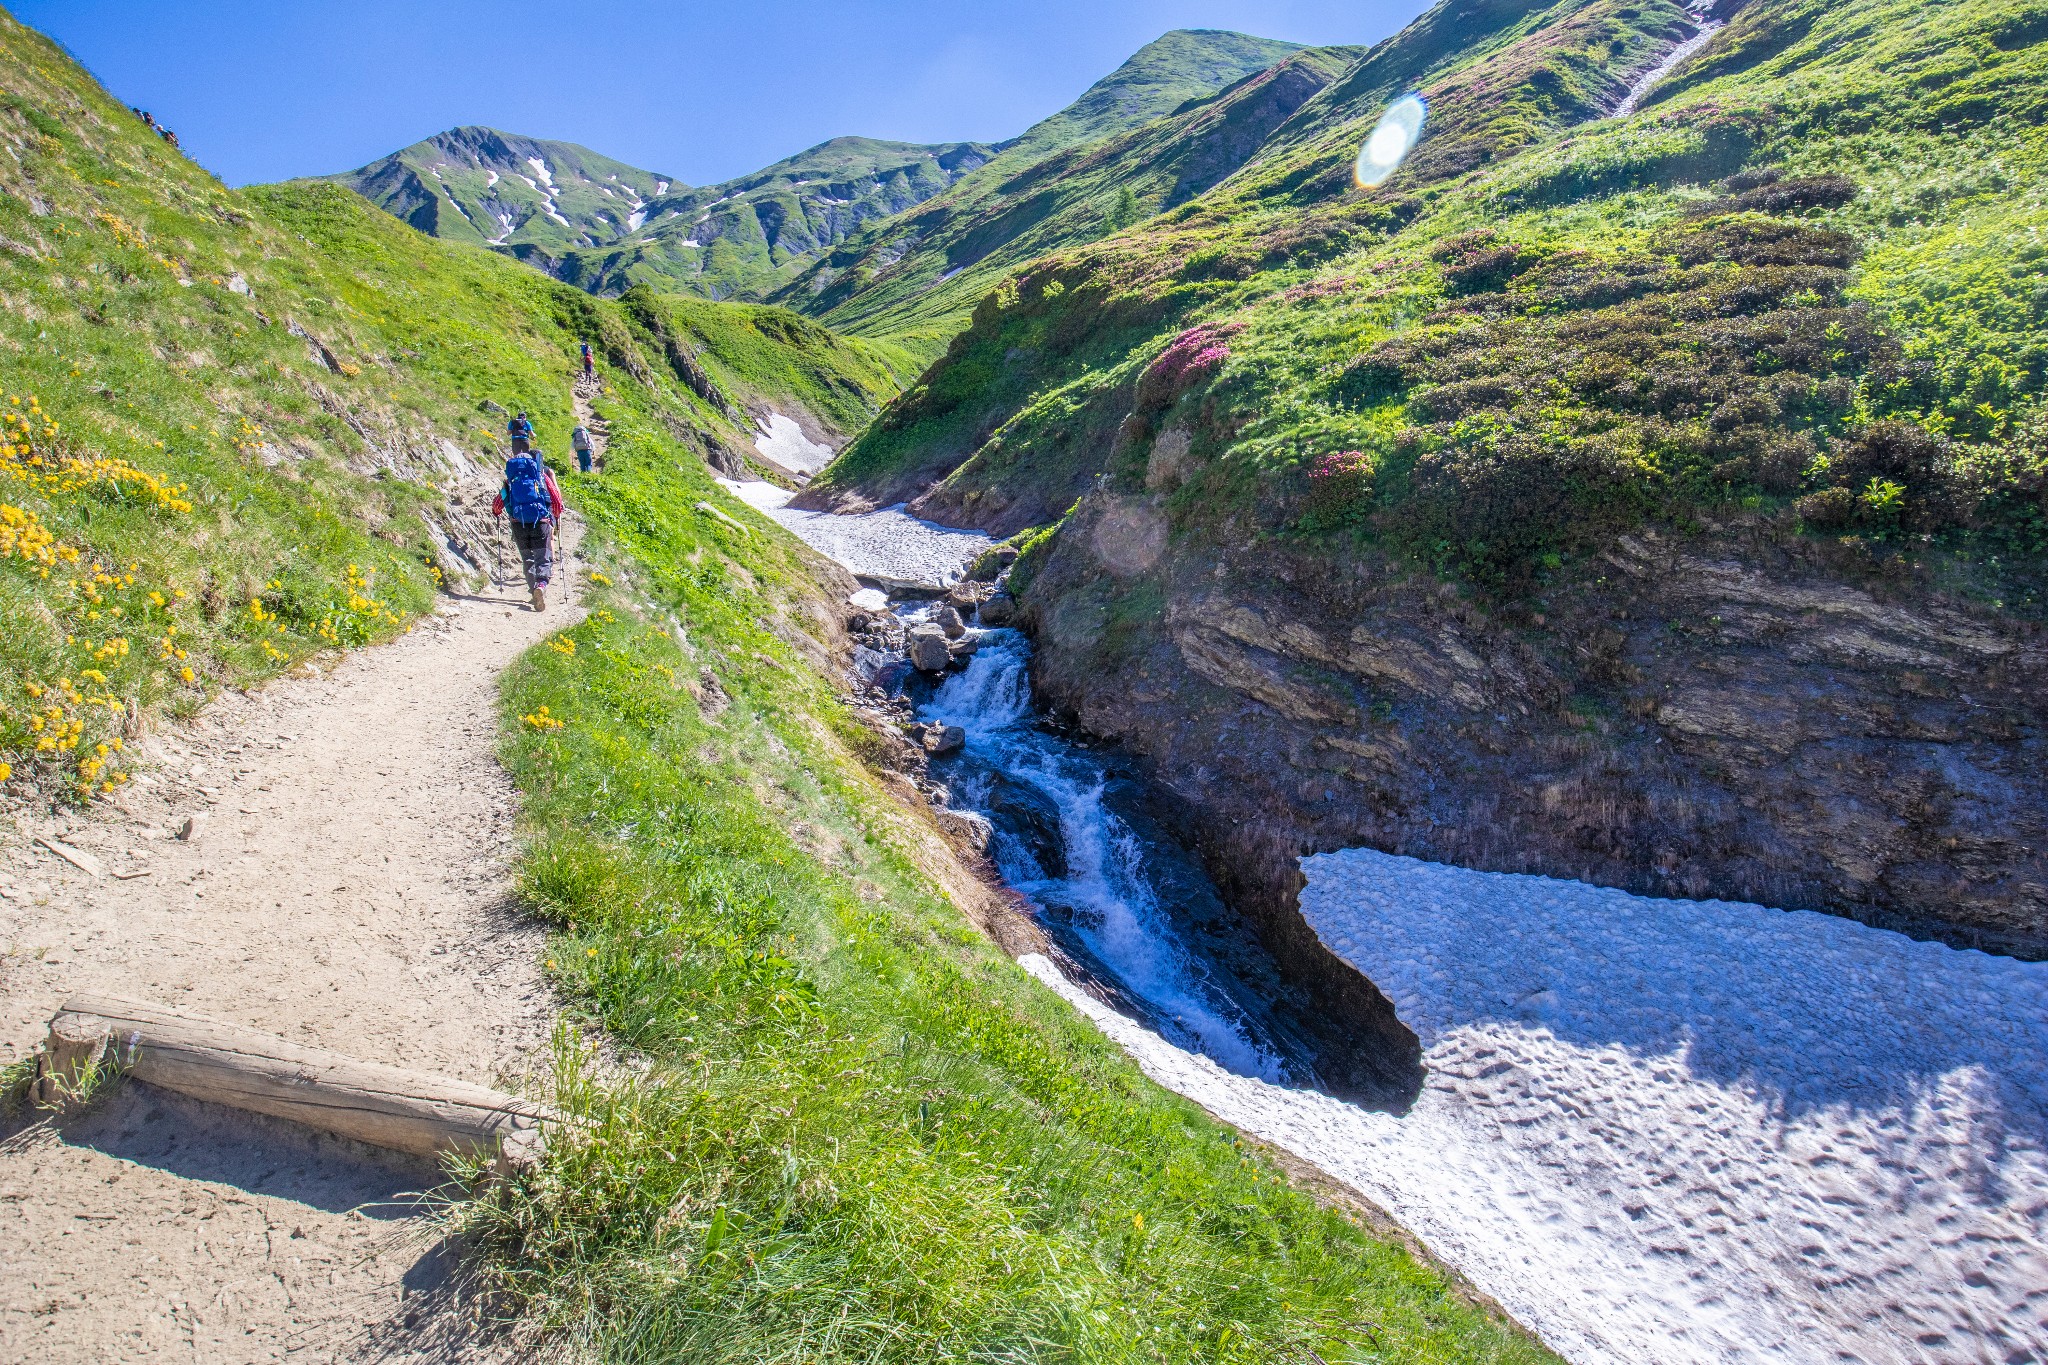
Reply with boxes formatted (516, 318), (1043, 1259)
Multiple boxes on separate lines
(805, 0), (2048, 601)
(0, 5), (895, 803)
(1004, 29), (1307, 158)
(766, 30), (1312, 335)
(775, 45), (1367, 341)
(2, 7), (1561, 1358)
(465, 399), (1555, 1364)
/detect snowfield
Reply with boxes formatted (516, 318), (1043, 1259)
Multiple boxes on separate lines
(1026, 850), (2048, 1364)
(718, 479), (988, 590)
(750, 411), (836, 475)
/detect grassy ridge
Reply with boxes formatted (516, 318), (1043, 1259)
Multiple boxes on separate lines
(462, 408), (1556, 1362)
(806, 0), (2048, 598)
(775, 46), (1367, 341)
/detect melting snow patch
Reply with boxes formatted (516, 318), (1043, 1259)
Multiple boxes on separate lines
(751, 411), (836, 475)
(525, 156), (554, 189)
(1028, 852), (2048, 1363)
(716, 479), (988, 590)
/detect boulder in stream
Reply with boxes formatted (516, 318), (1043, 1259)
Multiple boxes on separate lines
(922, 724), (966, 756)
(978, 594), (1017, 626)
(947, 580), (990, 611)
(908, 629), (952, 673)
(935, 605), (967, 639)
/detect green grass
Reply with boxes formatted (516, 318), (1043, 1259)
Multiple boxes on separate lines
(456, 410), (1557, 1363)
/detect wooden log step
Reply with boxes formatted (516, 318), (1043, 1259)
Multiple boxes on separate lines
(40, 994), (550, 1169)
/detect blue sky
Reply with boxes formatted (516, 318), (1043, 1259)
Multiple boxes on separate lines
(15, 0), (1426, 188)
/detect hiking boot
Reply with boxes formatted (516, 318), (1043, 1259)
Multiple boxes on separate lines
(531, 584), (546, 612)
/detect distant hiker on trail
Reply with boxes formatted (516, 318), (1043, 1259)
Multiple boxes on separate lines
(493, 449), (563, 611)
(507, 411), (534, 453)
(570, 423), (594, 473)
(579, 341), (594, 379)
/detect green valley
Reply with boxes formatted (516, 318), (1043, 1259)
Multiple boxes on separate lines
(0, 5), (1561, 1362)
(804, 0), (2048, 954)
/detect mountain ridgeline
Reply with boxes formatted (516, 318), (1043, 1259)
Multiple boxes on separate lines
(329, 125), (677, 255)
(804, 0), (2048, 957)
(333, 29), (1302, 312)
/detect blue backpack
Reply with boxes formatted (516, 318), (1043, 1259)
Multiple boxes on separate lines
(503, 454), (551, 523)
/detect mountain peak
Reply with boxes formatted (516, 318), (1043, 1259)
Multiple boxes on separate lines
(1007, 28), (1306, 157)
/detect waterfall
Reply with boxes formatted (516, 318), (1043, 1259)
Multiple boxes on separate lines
(923, 630), (1284, 1082)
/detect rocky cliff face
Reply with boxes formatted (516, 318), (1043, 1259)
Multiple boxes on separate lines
(1021, 495), (2047, 956)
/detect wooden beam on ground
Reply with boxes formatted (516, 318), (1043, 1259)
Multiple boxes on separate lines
(40, 994), (550, 1170)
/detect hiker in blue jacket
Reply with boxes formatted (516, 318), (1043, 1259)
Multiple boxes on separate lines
(507, 411), (534, 454)
(492, 448), (563, 611)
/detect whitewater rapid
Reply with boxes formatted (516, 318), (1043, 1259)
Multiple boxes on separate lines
(923, 629), (1282, 1080)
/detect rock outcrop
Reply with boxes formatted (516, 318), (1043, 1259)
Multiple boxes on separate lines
(908, 629), (953, 674)
(1021, 494), (2048, 957)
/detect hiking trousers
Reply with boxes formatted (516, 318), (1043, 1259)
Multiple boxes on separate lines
(510, 518), (554, 587)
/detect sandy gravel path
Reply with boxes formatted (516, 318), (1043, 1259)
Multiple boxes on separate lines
(0, 524), (583, 1362)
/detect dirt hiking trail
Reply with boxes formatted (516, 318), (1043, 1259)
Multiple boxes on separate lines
(571, 376), (609, 470)
(0, 520), (586, 1362)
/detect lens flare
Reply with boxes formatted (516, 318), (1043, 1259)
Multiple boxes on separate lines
(1355, 94), (1427, 188)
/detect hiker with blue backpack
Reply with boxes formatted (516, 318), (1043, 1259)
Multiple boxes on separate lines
(492, 447), (563, 611)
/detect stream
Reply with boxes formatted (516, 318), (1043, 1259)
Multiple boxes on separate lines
(915, 620), (1290, 1083)
(728, 475), (2048, 1365)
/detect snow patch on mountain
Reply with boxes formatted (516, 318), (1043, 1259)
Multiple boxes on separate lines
(751, 412), (835, 475)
